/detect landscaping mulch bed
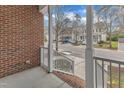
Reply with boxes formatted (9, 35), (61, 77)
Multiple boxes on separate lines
(53, 71), (85, 88)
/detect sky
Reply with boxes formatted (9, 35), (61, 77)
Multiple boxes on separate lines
(64, 5), (86, 16)
(44, 5), (101, 27)
(63, 5), (87, 23)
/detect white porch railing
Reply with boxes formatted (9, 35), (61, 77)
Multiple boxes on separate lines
(40, 47), (49, 71)
(94, 57), (124, 88)
(53, 50), (75, 74)
(40, 47), (74, 74)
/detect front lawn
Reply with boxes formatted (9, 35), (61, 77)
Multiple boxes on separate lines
(94, 41), (118, 50)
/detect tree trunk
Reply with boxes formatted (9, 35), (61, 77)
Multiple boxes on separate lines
(75, 32), (78, 44)
(109, 23), (112, 48)
(55, 31), (59, 51)
(61, 32), (64, 44)
(75, 29), (78, 44)
(109, 33), (112, 48)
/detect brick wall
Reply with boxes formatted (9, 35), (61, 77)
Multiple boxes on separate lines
(0, 6), (44, 78)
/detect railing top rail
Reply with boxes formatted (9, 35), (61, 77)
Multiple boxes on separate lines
(41, 48), (74, 63)
(53, 50), (74, 63)
(93, 56), (124, 65)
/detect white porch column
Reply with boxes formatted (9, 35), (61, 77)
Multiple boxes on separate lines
(85, 5), (94, 88)
(48, 5), (53, 73)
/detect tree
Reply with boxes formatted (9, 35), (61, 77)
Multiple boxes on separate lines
(60, 18), (72, 44)
(72, 14), (81, 44)
(96, 6), (121, 48)
(53, 6), (73, 51)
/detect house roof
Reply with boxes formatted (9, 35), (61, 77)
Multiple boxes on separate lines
(94, 22), (106, 29)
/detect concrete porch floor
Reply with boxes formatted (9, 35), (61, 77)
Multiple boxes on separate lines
(0, 67), (71, 88)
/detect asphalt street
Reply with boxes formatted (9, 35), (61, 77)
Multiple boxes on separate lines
(53, 43), (124, 62)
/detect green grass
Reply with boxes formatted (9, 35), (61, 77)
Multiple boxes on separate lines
(111, 41), (118, 49)
(94, 41), (118, 50)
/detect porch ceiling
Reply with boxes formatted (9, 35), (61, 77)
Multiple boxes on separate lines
(39, 5), (48, 14)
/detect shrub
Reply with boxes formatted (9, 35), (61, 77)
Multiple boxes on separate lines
(98, 40), (105, 44)
(111, 34), (124, 41)
(111, 35), (118, 41)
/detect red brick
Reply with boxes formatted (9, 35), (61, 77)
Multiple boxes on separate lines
(0, 5), (44, 78)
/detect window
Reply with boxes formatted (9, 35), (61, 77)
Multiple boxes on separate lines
(96, 29), (97, 32)
(99, 29), (101, 32)
(83, 36), (85, 41)
(80, 36), (82, 40)
(99, 35), (102, 41)
(93, 35), (96, 42)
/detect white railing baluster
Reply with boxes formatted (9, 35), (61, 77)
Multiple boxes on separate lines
(119, 63), (121, 88)
(53, 50), (75, 75)
(109, 61), (112, 88)
(95, 59), (97, 88)
(102, 60), (104, 88)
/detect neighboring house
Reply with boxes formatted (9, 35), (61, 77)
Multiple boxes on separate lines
(79, 22), (107, 44)
(0, 6), (44, 78)
(59, 27), (72, 43)
(60, 22), (107, 44)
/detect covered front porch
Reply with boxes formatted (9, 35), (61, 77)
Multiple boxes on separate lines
(0, 5), (123, 88)
(0, 67), (71, 88)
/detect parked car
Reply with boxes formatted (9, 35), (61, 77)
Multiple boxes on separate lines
(62, 37), (71, 44)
